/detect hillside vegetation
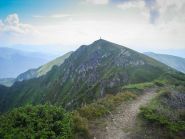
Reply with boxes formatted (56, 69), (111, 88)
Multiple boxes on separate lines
(0, 105), (73, 139)
(0, 39), (173, 112)
(0, 82), (154, 139)
(132, 72), (185, 139)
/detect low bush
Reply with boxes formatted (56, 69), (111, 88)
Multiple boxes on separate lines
(0, 105), (73, 139)
(72, 111), (90, 139)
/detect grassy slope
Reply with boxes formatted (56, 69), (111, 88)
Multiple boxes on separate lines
(36, 51), (73, 77)
(132, 72), (185, 139)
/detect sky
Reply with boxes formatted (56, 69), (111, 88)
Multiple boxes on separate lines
(0, 0), (185, 57)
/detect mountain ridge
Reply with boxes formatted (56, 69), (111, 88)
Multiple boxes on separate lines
(16, 51), (73, 82)
(144, 52), (185, 73)
(0, 39), (175, 112)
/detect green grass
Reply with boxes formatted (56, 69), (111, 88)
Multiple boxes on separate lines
(122, 82), (154, 91)
(71, 91), (138, 138)
(76, 91), (137, 120)
(139, 88), (185, 138)
(37, 52), (72, 77)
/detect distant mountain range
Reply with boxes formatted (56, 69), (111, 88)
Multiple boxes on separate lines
(0, 39), (175, 112)
(144, 52), (185, 73)
(0, 47), (55, 78)
(0, 52), (72, 86)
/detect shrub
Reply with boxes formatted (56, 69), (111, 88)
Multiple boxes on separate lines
(0, 105), (73, 139)
(71, 111), (90, 139)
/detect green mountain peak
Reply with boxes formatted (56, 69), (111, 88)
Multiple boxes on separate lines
(0, 40), (174, 112)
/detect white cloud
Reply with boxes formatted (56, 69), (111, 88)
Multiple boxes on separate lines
(117, 1), (150, 23)
(86, 0), (109, 5)
(1, 13), (38, 35)
(0, 13), (40, 45)
(0, 20), (3, 29)
(51, 14), (71, 18)
(33, 14), (71, 19)
(117, 0), (146, 10)
(156, 0), (185, 23)
(1, 0), (185, 56)
(5, 14), (19, 26)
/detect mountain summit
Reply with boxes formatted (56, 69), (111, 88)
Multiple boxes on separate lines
(0, 39), (172, 112)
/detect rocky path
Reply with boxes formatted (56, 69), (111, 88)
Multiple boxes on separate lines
(91, 89), (157, 139)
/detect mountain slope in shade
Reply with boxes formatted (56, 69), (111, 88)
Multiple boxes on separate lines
(0, 39), (173, 112)
(144, 52), (185, 73)
(0, 47), (53, 78)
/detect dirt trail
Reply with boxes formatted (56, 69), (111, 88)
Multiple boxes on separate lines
(91, 89), (157, 139)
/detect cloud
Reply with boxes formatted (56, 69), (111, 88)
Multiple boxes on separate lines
(117, 0), (146, 10)
(116, 0), (185, 25)
(117, 0), (150, 22)
(86, 0), (109, 5)
(1, 0), (185, 55)
(144, 0), (159, 24)
(0, 13), (40, 45)
(51, 14), (71, 18)
(116, 0), (159, 24)
(5, 14), (19, 26)
(33, 14), (71, 19)
(156, 0), (185, 23)
(0, 13), (38, 35)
